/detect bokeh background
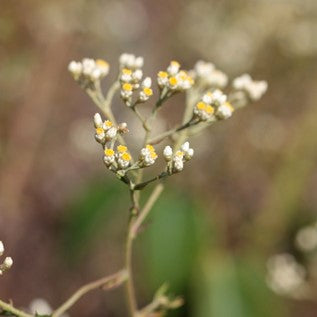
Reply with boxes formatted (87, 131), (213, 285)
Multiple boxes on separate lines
(1, 0), (317, 316)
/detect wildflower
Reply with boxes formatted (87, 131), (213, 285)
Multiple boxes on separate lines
(103, 148), (116, 166)
(139, 144), (158, 167)
(121, 68), (133, 82)
(194, 101), (215, 121)
(163, 146), (173, 161)
(193, 60), (228, 88)
(94, 113), (103, 128)
(216, 102), (234, 120)
(105, 127), (118, 141)
(181, 142), (194, 161)
(119, 53), (144, 69)
(95, 126), (106, 143)
(139, 77), (153, 102)
(173, 151), (184, 172)
(118, 122), (129, 134)
(233, 74), (268, 101)
(117, 151), (132, 169)
(210, 89), (227, 106)
(157, 61), (194, 92)
(68, 58), (109, 82)
(0, 241), (13, 275)
(121, 83), (133, 100)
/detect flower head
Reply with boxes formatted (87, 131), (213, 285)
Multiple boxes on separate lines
(139, 144), (158, 167)
(233, 74), (267, 101)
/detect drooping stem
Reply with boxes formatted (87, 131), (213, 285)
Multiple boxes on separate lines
(0, 299), (32, 317)
(52, 270), (128, 317)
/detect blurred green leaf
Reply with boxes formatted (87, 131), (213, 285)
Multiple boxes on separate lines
(61, 179), (126, 262)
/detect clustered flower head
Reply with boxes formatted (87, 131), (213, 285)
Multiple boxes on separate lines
(194, 89), (234, 121)
(139, 144), (158, 167)
(163, 142), (194, 173)
(94, 113), (128, 145)
(0, 241), (13, 275)
(118, 53), (153, 106)
(192, 60), (228, 88)
(233, 74), (268, 101)
(157, 61), (194, 92)
(68, 58), (109, 82)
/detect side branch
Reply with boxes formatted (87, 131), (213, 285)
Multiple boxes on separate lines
(0, 300), (32, 317)
(52, 270), (128, 317)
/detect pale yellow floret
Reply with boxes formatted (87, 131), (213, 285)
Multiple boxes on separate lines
(150, 151), (158, 159)
(175, 151), (184, 157)
(104, 148), (115, 156)
(146, 144), (155, 152)
(171, 61), (180, 67)
(96, 127), (104, 135)
(104, 120), (113, 128)
(169, 77), (178, 86)
(196, 101), (207, 111)
(143, 87), (153, 96)
(158, 71), (168, 78)
(122, 83), (133, 91)
(117, 145), (128, 153)
(206, 105), (215, 114)
(96, 59), (109, 68)
(122, 68), (132, 75)
(122, 152), (131, 161)
(179, 71), (188, 80)
(225, 102), (234, 112)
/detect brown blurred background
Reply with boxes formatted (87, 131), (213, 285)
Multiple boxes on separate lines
(1, 0), (317, 316)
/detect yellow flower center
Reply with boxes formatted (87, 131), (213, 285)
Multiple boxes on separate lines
(122, 68), (132, 75)
(143, 87), (153, 96)
(122, 83), (133, 91)
(175, 151), (184, 157)
(104, 120), (113, 128)
(117, 145), (128, 153)
(170, 60), (180, 67)
(206, 105), (215, 114)
(158, 71), (168, 78)
(104, 148), (115, 156)
(96, 127), (104, 135)
(96, 59), (109, 68)
(146, 144), (155, 152)
(121, 152), (131, 161)
(150, 151), (158, 159)
(196, 102), (207, 111)
(169, 77), (178, 86)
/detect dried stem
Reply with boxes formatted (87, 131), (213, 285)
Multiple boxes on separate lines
(52, 270), (128, 317)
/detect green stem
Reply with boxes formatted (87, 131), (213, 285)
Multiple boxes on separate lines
(0, 299), (32, 317)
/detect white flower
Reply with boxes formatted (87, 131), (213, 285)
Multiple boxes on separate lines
(173, 151), (184, 172)
(117, 151), (132, 169)
(194, 101), (215, 121)
(105, 127), (117, 140)
(68, 61), (82, 79)
(142, 77), (152, 88)
(233, 74), (267, 101)
(94, 113), (103, 128)
(3, 257), (13, 269)
(103, 148), (116, 166)
(0, 241), (4, 256)
(121, 83), (133, 100)
(167, 61), (180, 76)
(119, 53), (143, 69)
(194, 60), (215, 78)
(157, 71), (169, 87)
(210, 89), (227, 106)
(217, 102), (234, 120)
(139, 145), (158, 167)
(132, 69), (143, 82)
(206, 70), (228, 88)
(181, 142), (194, 161)
(163, 146), (173, 161)
(30, 299), (52, 316)
(82, 58), (96, 76)
(296, 226), (317, 252)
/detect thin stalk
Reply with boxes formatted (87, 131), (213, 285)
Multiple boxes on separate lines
(52, 270), (128, 317)
(0, 299), (32, 317)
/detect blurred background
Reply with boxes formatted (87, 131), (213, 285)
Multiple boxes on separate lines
(1, 0), (317, 316)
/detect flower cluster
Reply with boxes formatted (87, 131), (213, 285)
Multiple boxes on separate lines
(119, 54), (153, 104)
(192, 60), (228, 88)
(0, 241), (13, 275)
(157, 61), (194, 92)
(194, 89), (234, 121)
(233, 74), (268, 101)
(94, 113), (128, 145)
(163, 142), (194, 173)
(139, 144), (158, 167)
(103, 145), (132, 169)
(68, 58), (109, 82)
